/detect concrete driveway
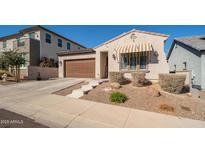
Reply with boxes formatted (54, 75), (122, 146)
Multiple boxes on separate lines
(1, 78), (205, 128)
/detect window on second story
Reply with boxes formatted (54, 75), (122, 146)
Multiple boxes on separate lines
(3, 41), (7, 48)
(28, 32), (35, 39)
(45, 33), (51, 44)
(78, 46), (80, 50)
(17, 39), (25, 47)
(67, 42), (71, 50)
(58, 39), (62, 48)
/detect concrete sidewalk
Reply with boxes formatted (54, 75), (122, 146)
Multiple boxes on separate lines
(1, 79), (205, 128)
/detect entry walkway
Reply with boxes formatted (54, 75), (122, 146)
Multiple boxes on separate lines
(1, 79), (205, 128)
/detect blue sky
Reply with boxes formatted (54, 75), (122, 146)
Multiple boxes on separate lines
(1, 25), (205, 55)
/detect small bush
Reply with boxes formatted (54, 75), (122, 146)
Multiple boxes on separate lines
(159, 104), (175, 112)
(110, 82), (121, 89)
(110, 92), (127, 103)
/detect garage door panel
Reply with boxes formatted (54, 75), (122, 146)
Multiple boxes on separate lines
(65, 59), (95, 78)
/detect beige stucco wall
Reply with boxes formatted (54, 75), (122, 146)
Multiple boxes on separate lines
(28, 66), (58, 80)
(58, 53), (96, 78)
(94, 31), (169, 80)
(39, 30), (84, 61)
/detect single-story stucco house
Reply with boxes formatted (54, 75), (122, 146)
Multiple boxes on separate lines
(167, 36), (205, 90)
(58, 29), (169, 81)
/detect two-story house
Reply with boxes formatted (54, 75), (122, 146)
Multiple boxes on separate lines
(0, 25), (86, 78)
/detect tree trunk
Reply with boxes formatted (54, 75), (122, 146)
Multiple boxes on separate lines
(15, 66), (20, 82)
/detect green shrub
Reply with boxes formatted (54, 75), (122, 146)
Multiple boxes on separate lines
(110, 92), (127, 103)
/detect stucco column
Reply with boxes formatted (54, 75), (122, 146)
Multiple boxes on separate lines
(58, 56), (64, 78)
(95, 51), (101, 79)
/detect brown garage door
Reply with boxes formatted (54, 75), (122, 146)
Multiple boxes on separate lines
(64, 58), (95, 78)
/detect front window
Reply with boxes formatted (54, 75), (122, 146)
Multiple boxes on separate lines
(140, 54), (147, 69)
(3, 41), (7, 48)
(45, 33), (51, 44)
(120, 52), (147, 70)
(130, 53), (137, 70)
(121, 53), (129, 69)
(28, 32), (35, 39)
(58, 39), (62, 47)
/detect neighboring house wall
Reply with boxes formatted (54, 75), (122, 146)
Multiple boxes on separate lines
(168, 42), (202, 89)
(58, 53), (96, 78)
(0, 31), (40, 49)
(94, 31), (169, 80)
(0, 28), (85, 66)
(39, 30), (84, 61)
(201, 52), (205, 90)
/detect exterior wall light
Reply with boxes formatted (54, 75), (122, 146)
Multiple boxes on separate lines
(59, 61), (62, 66)
(154, 51), (158, 57)
(112, 54), (116, 60)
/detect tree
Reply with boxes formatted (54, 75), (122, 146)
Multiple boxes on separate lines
(40, 57), (58, 67)
(0, 49), (27, 82)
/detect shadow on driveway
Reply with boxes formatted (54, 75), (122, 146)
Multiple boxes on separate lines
(0, 109), (48, 128)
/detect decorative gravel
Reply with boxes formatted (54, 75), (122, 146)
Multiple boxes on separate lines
(81, 82), (205, 121)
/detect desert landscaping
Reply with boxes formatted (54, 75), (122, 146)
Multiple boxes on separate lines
(81, 72), (205, 121)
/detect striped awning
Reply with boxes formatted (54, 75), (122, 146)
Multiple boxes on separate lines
(116, 43), (153, 53)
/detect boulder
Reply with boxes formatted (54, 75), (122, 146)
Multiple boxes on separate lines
(153, 90), (161, 97)
(110, 82), (121, 89)
(186, 93), (192, 97)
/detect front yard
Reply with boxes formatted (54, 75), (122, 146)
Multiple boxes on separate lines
(81, 82), (205, 121)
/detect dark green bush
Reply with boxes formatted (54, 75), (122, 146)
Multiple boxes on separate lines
(110, 92), (127, 103)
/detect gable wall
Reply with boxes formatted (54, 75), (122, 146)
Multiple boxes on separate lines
(168, 42), (201, 88)
(95, 31), (169, 79)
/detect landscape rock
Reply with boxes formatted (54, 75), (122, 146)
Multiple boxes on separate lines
(186, 93), (192, 97)
(110, 82), (121, 89)
(153, 90), (161, 97)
